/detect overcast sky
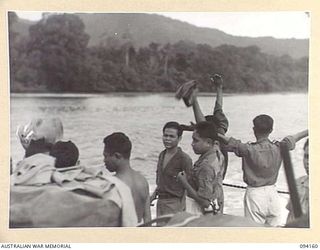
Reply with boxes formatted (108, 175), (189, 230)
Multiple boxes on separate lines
(15, 11), (310, 39)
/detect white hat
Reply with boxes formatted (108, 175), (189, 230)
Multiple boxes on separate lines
(17, 117), (64, 149)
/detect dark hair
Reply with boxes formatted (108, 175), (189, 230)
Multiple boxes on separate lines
(194, 121), (218, 142)
(253, 114), (273, 134)
(103, 132), (132, 159)
(50, 141), (79, 168)
(163, 121), (183, 137)
(25, 138), (53, 158)
(304, 139), (309, 150)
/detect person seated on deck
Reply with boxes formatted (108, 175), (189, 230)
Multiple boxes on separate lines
(16, 117), (64, 159)
(176, 74), (229, 180)
(103, 132), (151, 224)
(11, 118), (138, 227)
(150, 122), (193, 225)
(16, 117), (79, 170)
(12, 117), (65, 184)
(50, 140), (79, 168)
(218, 114), (308, 227)
(286, 138), (309, 227)
(177, 121), (225, 216)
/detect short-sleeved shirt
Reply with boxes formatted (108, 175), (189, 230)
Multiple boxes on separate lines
(156, 147), (193, 198)
(225, 136), (296, 187)
(188, 147), (225, 205)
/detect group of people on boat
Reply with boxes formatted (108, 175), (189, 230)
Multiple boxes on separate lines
(10, 74), (309, 227)
(150, 74), (308, 227)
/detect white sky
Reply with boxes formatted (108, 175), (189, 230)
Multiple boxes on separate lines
(15, 11), (310, 39)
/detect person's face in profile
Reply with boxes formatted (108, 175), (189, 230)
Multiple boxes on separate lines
(103, 148), (118, 172)
(191, 130), (210, 155)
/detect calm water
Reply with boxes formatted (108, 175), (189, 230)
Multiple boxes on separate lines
(10, 93), (308, 219)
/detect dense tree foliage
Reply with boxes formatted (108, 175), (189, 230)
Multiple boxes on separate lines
(9, 13), (308, 93)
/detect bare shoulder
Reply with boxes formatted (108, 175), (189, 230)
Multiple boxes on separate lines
(133, 170), (149, 189)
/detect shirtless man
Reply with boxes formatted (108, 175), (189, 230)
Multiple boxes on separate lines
(103, 132), (151, 224)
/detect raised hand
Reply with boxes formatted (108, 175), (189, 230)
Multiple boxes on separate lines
(210, 74), (223, 88)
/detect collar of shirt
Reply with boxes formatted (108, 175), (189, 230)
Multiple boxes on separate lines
(160, 147), (182, 158)
(255, 137), (272, 144)
(194, 148), (217, 167)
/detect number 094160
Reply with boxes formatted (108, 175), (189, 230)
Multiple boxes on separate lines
(300, 244), (318, 248)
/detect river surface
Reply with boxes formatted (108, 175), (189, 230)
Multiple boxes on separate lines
(10, 92), (308, 222)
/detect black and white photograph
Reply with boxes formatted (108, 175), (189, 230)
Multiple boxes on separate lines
(8, 10), (309, 230)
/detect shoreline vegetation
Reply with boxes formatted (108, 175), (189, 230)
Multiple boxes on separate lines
(10, 91), (308, 98)
(9, 12), (308, 95)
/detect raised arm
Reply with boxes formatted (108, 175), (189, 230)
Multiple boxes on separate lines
(211, 74), (229, 134)
(211, 74), (223, 112)
(190, 88), (206, 123)
(190, 74), (227, 125)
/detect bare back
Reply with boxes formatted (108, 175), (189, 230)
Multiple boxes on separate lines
(116, 169), (151, 223)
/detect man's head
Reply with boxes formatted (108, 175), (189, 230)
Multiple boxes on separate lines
(303, 139), (309, 175)
(162, 121), (182, 150)
(103, 132), (132, 172)
(253, 114), (273, 137)
(192, 121), (218, 155)
(50, 141), (79, 168)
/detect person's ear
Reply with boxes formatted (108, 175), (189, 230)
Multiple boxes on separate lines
(114, 152), (122, 159)
(206, 138), (213, 145)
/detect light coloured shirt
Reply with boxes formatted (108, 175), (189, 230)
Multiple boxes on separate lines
(225, 136), (296, 187)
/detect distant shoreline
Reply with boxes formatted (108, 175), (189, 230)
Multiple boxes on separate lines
(10, 91), (308, 98)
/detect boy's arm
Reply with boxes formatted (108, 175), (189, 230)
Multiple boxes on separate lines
(282, 130), (308, 150)
(211, 74), (223, 112)
(182, 155), (193, 178)
(189, 74), (229, 129)
(190, 89), (206, 123)
(144, 186), (152, 223)
(177, 171), (211, 208)
(291, 130), (308, 142)
(218, 133), (231, 144)
(218, 133), (250, 157)
(150, 153), (161, 203)
(211, 74), (229, 134)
